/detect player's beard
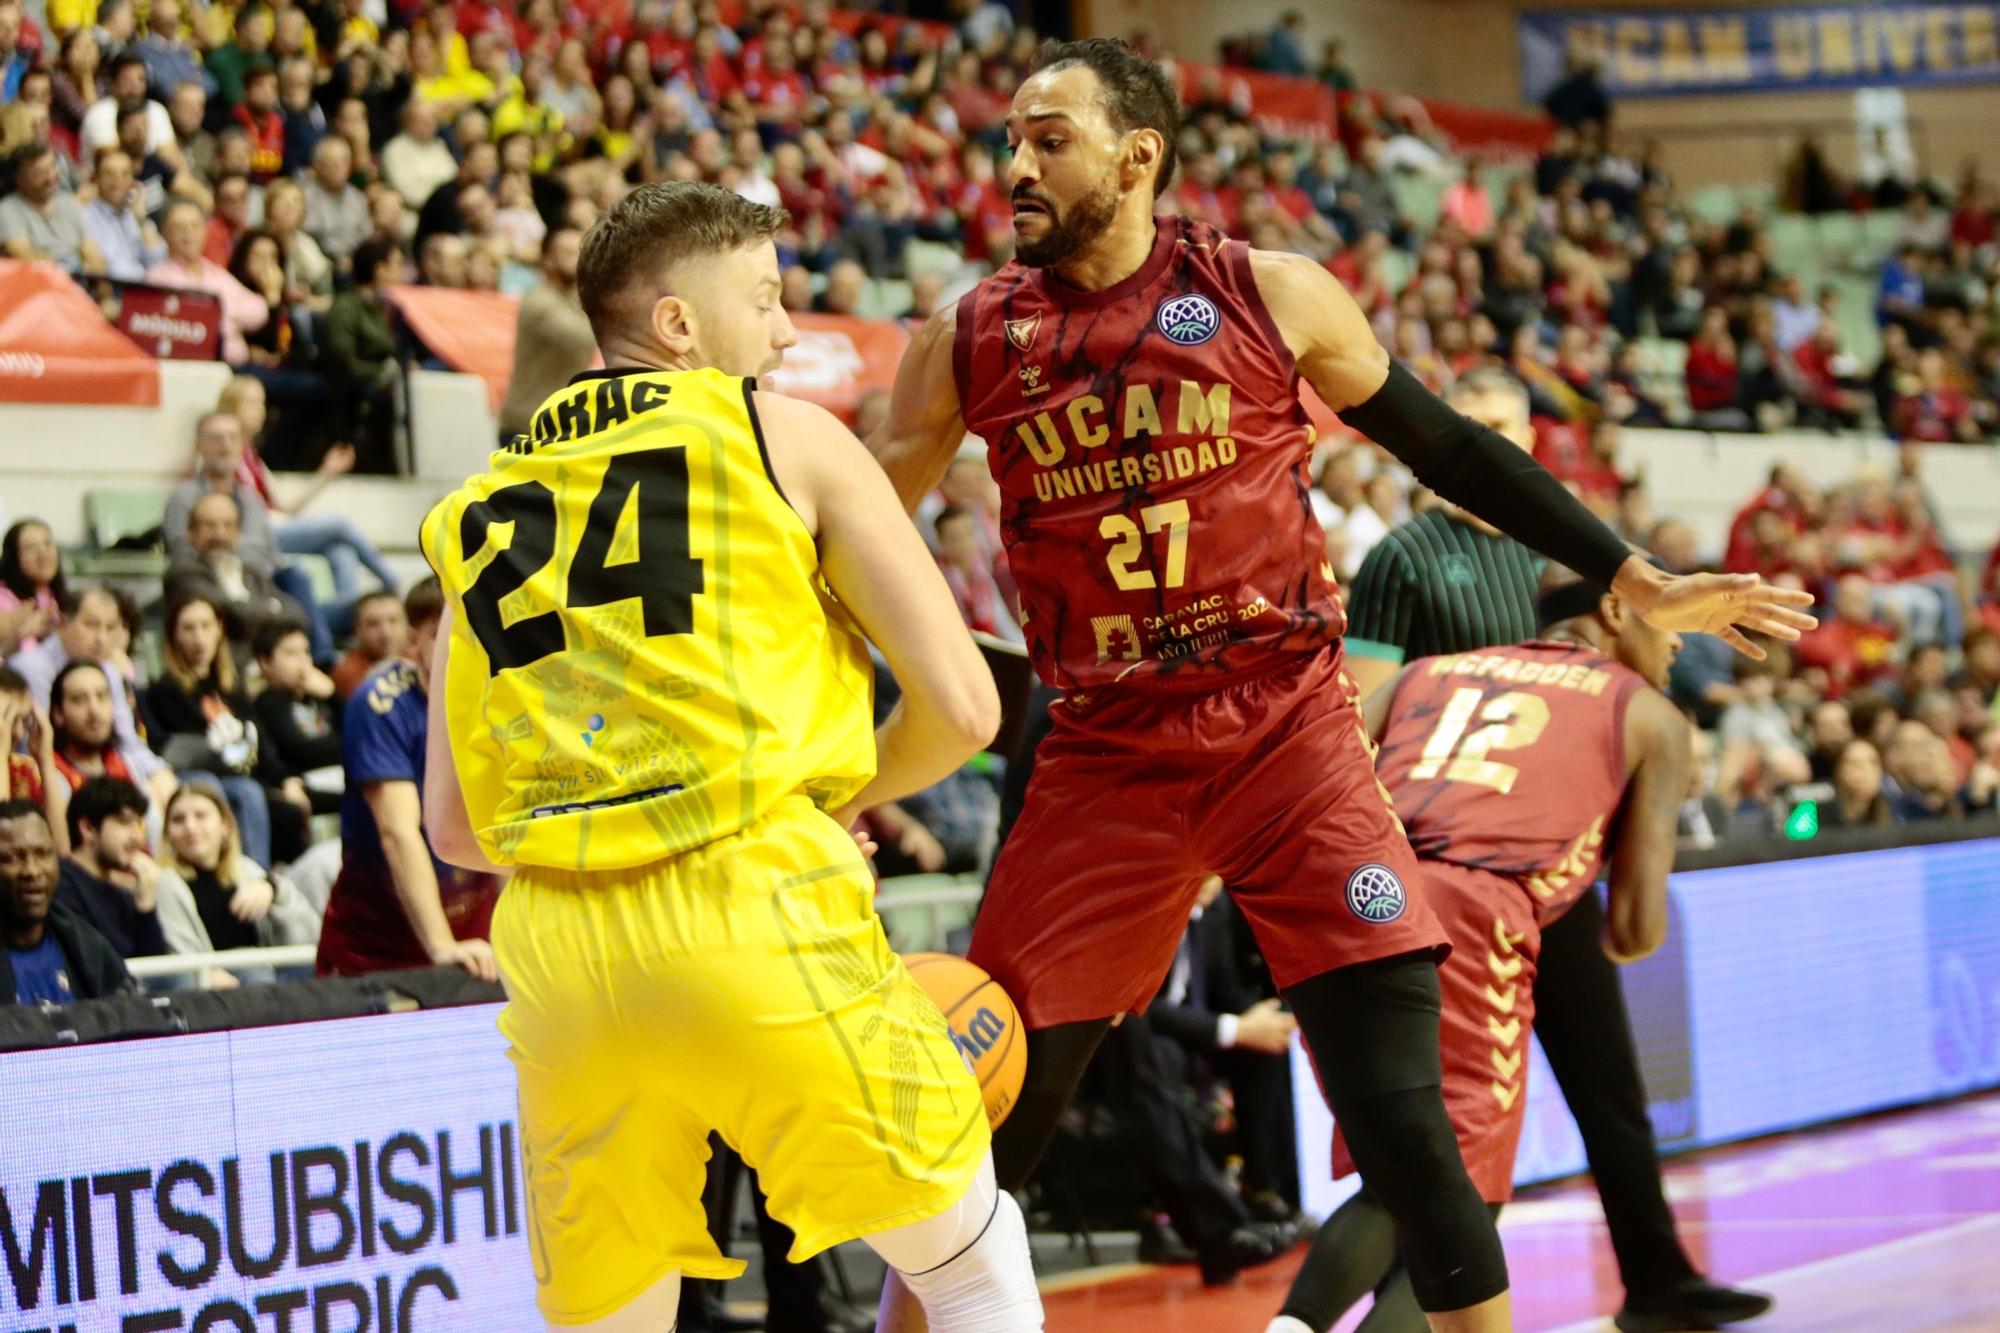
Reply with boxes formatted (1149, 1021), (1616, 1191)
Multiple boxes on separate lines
(1015, 176), (1120, 269)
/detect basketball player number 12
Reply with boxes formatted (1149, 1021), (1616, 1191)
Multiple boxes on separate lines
(1100, 500), (1191, 591)
(458, 448), (704, 675)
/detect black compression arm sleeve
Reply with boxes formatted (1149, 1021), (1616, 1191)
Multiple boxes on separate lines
(1338, 361), (1634, 587)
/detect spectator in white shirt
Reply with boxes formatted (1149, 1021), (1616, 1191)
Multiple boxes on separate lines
(1309, 445), (1391, 582)
(379, 98), (457, 211)
(81, 147), (165, 280)
(1769, 274), (1821, 354)
(79, 54), (178, 163)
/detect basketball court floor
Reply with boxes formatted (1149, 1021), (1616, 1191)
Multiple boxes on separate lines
(1034, 1091), (2000, 1332)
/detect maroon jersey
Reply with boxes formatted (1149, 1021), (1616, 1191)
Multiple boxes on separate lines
(1376, 641), (1646, 920)
(953, 216), (1339, 690)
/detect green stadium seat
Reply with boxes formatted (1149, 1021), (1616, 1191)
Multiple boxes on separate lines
(292, 553), (338, 608)
(875, 873), (980, 954)
(1810, 212), (1861, 253)
(855, 278), (913, 321)
(1687, 184), (1739, 224)
(72, 487), (170, 579)
(1390, 173), (1445, 231)
(1860, 211), (1903, 254)
(1634, 337), (1690, 423)
(1377, 247), (1416, 296)
(904, 238), (967, 281)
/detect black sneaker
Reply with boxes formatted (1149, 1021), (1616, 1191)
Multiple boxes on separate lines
(1137, 1215), (1198, 1266)
(1197, 1220), (1299, 1287)
(1616, 1277), (1774, 1332)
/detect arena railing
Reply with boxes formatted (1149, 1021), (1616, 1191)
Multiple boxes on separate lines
(125, 944), (321, 982)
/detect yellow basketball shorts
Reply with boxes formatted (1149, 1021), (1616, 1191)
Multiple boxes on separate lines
(491, 795), (992, 1325)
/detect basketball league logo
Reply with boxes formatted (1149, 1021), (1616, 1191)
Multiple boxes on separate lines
(1156, 293), (1221, 346)
(1346, 863), (1407, 923)
(1004, 313), (1042, 351)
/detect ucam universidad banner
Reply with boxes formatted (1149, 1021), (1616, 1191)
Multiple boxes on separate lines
(1520, 4), (2000, 100)
(0, 1008), (538, 1333)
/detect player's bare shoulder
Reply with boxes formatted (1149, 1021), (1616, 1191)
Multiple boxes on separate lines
(750, 388), (863, 535)
(1243, 244), (1389, 405)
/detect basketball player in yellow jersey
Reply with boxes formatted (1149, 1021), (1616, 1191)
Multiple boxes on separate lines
(417, 182), (1046, 1332)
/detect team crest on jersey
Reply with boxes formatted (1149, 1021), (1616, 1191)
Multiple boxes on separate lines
(1346, 863), (1407, 923)
(1004, 312), (1042, 351)
(1156, 293), (1221, 346)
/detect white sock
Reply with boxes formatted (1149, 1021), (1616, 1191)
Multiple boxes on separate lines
(1266, 1318), (1318, 1333)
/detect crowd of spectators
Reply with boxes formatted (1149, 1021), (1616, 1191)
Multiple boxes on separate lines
(0, 361), (430, 1001)
(1, 0), (1996, 463)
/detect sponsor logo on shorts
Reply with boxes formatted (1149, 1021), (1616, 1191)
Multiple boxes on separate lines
(1156, 293), (1221, 346)
(1346, 863), (1407, 923)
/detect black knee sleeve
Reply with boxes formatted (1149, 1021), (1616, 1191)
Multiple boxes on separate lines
(1284, 954), (1509, 1312)
(1338, 1086), (1509, 1312)
(1279, 1190), (1399, 1331)
(989, 1018), (1109, 1191)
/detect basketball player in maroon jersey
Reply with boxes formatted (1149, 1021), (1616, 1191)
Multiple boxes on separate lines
(868, 39), (1813, 1332)
(1268, 566), (1705, 1333)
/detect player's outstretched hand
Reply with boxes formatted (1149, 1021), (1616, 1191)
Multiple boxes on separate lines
(437, 938), (499, 984)
(1617, 568), (1818, 658)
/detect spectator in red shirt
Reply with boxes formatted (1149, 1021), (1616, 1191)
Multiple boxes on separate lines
(1440, 160), (1494, 238)
(741, 33), (809, 132)
(1326, 229), (1390, 315)
(202, 171), (253, 266)
(1948, 180), (1997, 250)
(230, 62), (285, 182)
(1685, 305), (1748, 428)
(454, 0), (513, 44)
(1724, 465), (1814, 573)
(1792, 322), (1868, 430)
(1892, 347), (1981, 443)
(1795, 574), (1901, 698)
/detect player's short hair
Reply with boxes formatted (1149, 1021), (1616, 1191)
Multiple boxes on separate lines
(1032, 38), (1180, 198)
(576, 181), (788, 341)
(1535, 563), (1606, 632)
(404, 575), (445, 631)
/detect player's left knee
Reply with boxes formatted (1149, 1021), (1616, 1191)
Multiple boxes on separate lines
(1342, 1090), (1509, 1312)
(865, 1160), (1044, 1332)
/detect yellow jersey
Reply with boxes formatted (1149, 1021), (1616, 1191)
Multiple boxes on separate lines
(420, 367), (876, 872)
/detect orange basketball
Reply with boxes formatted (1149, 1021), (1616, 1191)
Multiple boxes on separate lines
(904, 952), (1026, 1128)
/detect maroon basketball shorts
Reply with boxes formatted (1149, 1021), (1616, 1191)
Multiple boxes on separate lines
(1333, 859), (1539, 1203)
(968, 646), (1447, 1030)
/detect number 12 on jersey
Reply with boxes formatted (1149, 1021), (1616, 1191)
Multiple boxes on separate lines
(458, 447), (705, 675)
(1101, 500), (1191, 591)
(1410, 688), (1551, 795)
